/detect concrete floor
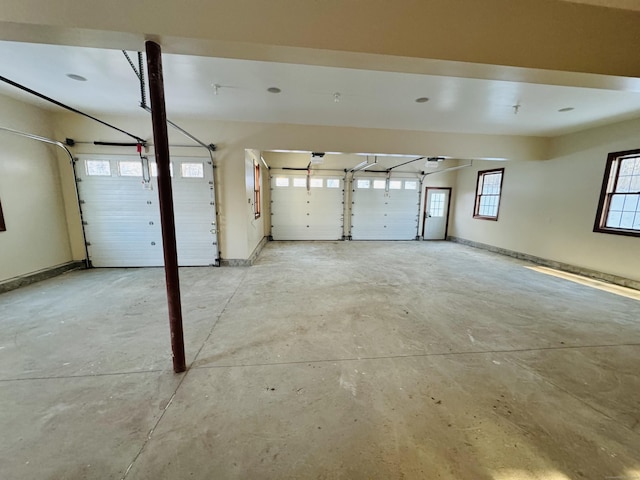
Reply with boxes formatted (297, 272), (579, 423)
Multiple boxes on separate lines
(1, 241), (639, 480)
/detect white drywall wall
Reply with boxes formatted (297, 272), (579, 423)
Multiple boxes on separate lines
(451, 117), (640, 281)
(0, 94), (73, 282)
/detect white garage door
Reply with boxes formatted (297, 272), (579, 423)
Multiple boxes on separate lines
(351, 177), (420, 240)
(76, 155), (219, 267)
(270, 174), (344, 240)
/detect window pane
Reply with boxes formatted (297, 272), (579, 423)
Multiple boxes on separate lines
(275, 177), (289, 187)
(373, 180), (386, 189)
(293, 178), (307, 187)
(609, 194), (625, 211)
(357, 179), (370, 189)
(429, 192), (446, 217)
(606, 210), (622, 228)
(620, 212), (636, 229)
(310, 178), (323, 188)
(622, 194), (639, 213)
(620, 157), (640, 176)
(404, 181), (417, 190)
(479, 196), (498, 217)
(118, 161), (142, 177)
(389, 180), (402, 190)
(616, 176), (632, 192)
(85, 160), (111, 176)
(481, 172), (502, 195)
(326, 179), (340, 188)
(181, 162), (204, 178)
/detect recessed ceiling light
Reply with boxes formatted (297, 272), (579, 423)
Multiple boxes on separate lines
(558, 107), (574, 112)
(267, 87), (281, 94)
(415, 97), (429, 103)
(66, 73), (87, 82)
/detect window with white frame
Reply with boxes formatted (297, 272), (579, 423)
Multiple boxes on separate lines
(275, 177), (289, 187)
(310, 178), (323, 188)
(181, 162), (204, 178)
(293, 178), (307, 187)
(594, 150), (640, 237)
(85, 159), (111, 176)
(357, 179), (371, 189)
(474, 168), (504, 220)
(118, 161), (143, 177)
(326, 179), (340, 188)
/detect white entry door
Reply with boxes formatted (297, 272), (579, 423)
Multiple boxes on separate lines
(270, 174), (344, 240)
(76, 155), (219, 267)
(423, 188), (450, 240)
(351, 177), (420, 240)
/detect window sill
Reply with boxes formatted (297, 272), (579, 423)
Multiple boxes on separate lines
(593, 227), (640, 238)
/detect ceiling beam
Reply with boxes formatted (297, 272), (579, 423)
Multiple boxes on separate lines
(1, 0), (640, 83)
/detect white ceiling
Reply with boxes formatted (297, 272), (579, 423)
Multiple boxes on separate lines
(1, 40), (640, 137)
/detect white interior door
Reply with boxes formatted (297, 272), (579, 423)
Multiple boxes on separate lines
(270, 174), (344, 240)
(76, 155), (219, 267)
(423, 188), (450, 240)
(351, 177), (419, 240)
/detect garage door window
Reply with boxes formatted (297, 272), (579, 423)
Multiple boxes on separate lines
(326, 179), (340, 188)
(389, 180), (402, 190)
(474, 168), (504, 220)
(373, 180), (386, 189)
(357, 179), (370, 189)
(594, 149), (640, 237)
(404, 181), (417, 190)
(85, 160), (111, 176)
(293, 178), (307, 187)
(118, 161), (143, 177)
(310, 178), (323, 188)
(181, 162), (204, 178)
(275, 177), (289, 187)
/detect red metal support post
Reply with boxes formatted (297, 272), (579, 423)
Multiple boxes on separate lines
(145, 40), (187, 373)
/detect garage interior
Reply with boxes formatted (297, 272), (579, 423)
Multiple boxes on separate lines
(1, 1), (640, 479)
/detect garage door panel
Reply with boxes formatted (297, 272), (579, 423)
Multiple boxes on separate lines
(76, 155), (218, 267)
(270, 175), (344, 241)
(351, 177), (419, 240)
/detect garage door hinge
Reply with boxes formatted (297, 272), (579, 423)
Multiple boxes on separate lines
(82, 220), (88, 225)
(85, 242), (91, 246)
(76, 178), (82, 182)
(79, 200), (85, 204)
